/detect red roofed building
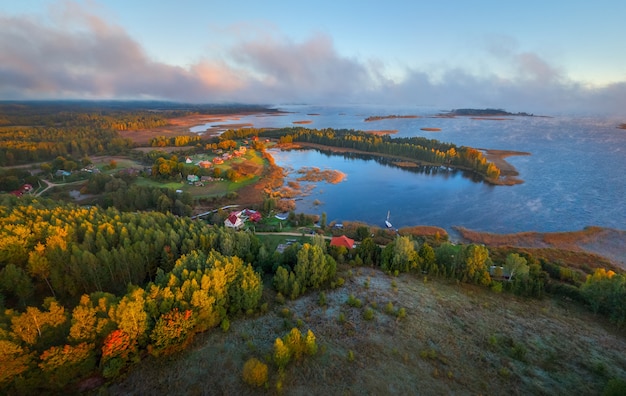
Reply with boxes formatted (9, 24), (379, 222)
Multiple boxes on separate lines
(330, 235), (355, 249)
(224, 212), (244, 228)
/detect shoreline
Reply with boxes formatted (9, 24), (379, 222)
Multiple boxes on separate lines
(281, 142), (528, 186)
(455, 226), (626, 270)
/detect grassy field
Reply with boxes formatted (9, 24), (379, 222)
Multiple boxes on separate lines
(106, 267), (626, 395)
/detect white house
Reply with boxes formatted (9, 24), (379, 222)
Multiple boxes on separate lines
(224, 212), (244, 228)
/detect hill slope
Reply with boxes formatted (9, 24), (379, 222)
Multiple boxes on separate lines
(107, 268), (626, 395)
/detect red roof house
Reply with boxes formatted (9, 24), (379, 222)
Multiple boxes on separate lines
(330, 235), (355, 249)
(224, 212), (244, 228)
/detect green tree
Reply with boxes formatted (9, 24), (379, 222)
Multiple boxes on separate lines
(382, 236), (417, 273)
(356, 237), (380, 266)
(356, 226), (370, 241)
(504, 253), (529, 280)
(419, 243), (436, 273)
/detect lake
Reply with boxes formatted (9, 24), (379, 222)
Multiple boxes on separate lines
(193, 105), (626, 235)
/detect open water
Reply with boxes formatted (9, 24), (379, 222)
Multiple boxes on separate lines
(192, 105), (626, 235)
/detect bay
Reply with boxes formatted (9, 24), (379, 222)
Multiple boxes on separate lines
(193, 105), (626, 234)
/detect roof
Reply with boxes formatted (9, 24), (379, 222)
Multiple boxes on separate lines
(227, 213), (239, 224)
(330, 235), (355, 249)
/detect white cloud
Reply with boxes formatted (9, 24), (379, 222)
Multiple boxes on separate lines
(0, 3), (624, 115)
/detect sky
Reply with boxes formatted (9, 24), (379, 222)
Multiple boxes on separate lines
(1, 0), (626, 114)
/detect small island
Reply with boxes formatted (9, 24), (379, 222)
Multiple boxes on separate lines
(438, 108), (534, 117)
(365, 115), (420, 122)
(618, 123), (626, 130)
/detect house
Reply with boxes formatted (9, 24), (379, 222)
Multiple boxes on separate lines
(489, 265), (512, 281)
(249, 212), (262, 222)
(224, 212), (244, 229)
(187, 174), (200, 183)
(242, 209), (262, 222)
(185, 157), (193, 164)
(330, 235), (355, 249)
(20, 184), (33, 193)
(199, 161), (212, 169)
(213, 157), (224, 165)
(55, 170), (71, 177)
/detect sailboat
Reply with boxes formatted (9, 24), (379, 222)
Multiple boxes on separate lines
(385, 210), (393, 228)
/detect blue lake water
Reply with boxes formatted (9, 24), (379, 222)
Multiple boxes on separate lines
(193, 105), (626, 235)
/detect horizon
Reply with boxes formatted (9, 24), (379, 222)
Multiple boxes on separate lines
(1, 1), (626, 115)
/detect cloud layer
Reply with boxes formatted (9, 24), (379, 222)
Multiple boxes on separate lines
(1, 4), (624, 114)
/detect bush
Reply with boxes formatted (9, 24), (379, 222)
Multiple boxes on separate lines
(242, 358), (268, 387)
(346, 294), (362, 308)
(220, 318), (230, 333)
(363, 307), (375, 321)
(604, 378), (626, 396)
(318, 292), (327, 307)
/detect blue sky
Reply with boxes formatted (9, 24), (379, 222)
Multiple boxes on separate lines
(1, 0), (625, 114)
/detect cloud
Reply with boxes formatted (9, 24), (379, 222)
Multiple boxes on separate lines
(0, 2), (625, 115)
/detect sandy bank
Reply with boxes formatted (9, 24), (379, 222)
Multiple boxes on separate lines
(420, 127), (441, 132)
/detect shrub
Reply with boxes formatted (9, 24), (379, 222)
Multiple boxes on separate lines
(242, 357), (268, 387)
(363, 307), (375, 321)
(220, 318), (230, 333)
(346, 294), (362, 308)
(491, 282), (503, 293)
(305, 329), (318, 356)
(318, 292), (327, 307)
(273, 338), (291, 369)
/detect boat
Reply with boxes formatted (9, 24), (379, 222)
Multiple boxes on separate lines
(385, 211), (393, 228)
